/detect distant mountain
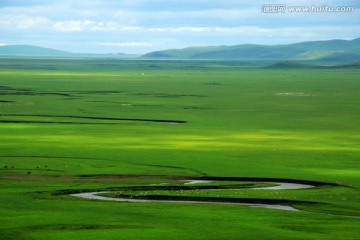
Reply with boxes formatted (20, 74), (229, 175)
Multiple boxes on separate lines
(265, 61), (315, 69)
(265, 61), (360, 69)
(0, 45), (72, 56)
(3, 39), (360, 60)
(143, 38), (360, 61)
(330, 61), (360, 69)
(106, 52), (141, 58)
(0, 45), (139, 58)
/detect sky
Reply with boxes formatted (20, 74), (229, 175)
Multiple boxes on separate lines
(0, 0), (359, 54)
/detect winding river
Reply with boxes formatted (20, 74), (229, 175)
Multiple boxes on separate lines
(71, 179), (316, 211)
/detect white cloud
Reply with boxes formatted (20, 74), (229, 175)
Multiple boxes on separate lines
(0, 43), (8, 46)
(52, 20), (89, 32)
(0, 0), (358, 53)
(0, 15), (119, 32)
(98, 42), (153, 47)
(52, 20), (118, 32)
(0, 14), (52, 30)
(0, 12), (358, 43)
(111, 9), (260, 25)
(115, 25), (360, 38)
(146, 27), (210, 32)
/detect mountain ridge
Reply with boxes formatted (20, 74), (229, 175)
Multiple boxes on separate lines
(1, 38), (360, 61)
(143, 38), (360, 60)
(0, 45), (138, 57)
(0, 45), (72, 56)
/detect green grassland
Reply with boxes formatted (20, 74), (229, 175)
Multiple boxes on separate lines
(0, 58), (359, 240)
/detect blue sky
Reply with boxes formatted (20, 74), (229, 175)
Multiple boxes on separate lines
(0, 0), (359, 53)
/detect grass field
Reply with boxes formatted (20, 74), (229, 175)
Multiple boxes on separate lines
(0, 58), (359, 240)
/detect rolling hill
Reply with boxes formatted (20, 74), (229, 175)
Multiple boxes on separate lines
(265, 61), (316, 69)
(0, 45), (139, 58)
(265, 61), (360, 69)
(2, 39), (360, 61)
(143, 38), (360, 61)
(0, 45), (73, 56)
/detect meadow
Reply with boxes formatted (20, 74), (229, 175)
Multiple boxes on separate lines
(0, 58), (359, 240)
